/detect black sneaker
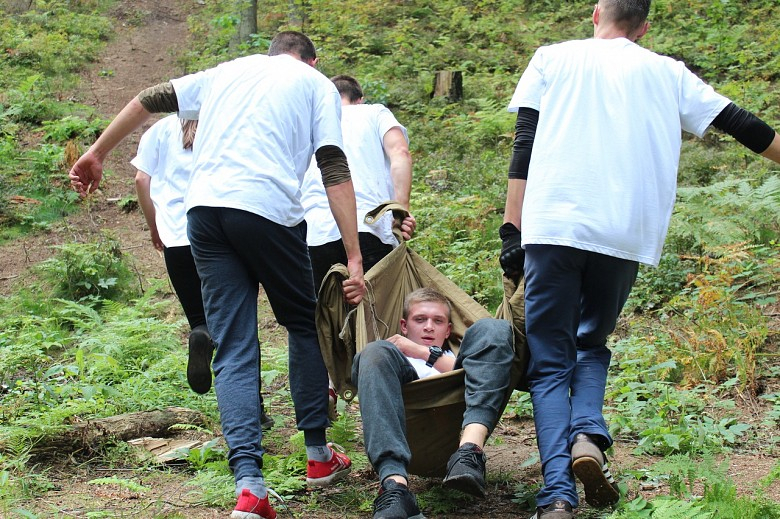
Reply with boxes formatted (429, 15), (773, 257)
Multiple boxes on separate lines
(441, 442), (487, 498)
(530, 499), (574, 518)
(260, 404), (274, 431)
(187, 325), (214, 394)
(571, 433), (620, 507)
(373, 479), (426, 519)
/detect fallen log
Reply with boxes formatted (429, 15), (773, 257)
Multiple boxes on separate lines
(7, 406), (209, 456)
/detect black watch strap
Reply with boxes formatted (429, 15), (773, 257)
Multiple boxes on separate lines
(425, 346), (443, 367)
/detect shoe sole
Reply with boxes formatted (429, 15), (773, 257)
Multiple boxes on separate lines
(441, 474), (486, 498)
(306, 465), (351, 487)
(187, 329), (213, 394)
(230, 511), (275, 519)
(572, 456), (619, 507)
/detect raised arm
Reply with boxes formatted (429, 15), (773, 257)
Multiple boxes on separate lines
(711, 102), (780, 165)
(69, 82), (180, 196)
(69, 97), (152, 196)
(383, 126), (416, 240)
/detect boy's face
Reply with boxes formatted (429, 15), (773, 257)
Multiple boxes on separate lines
(400, 301), (452, 347)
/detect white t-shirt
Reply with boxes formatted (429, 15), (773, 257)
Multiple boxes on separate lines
(507, 38), (730, 266)
(406, 349), (456, 379)
(301, 103), (408, 247)
(130, 114), (191, 247)
(170, 54), (343, 226)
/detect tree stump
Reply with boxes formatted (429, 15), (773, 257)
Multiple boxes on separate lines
(432, 71), (463, 102)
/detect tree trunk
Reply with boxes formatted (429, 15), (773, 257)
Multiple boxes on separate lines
(432, 71), (463, 102)
(288, 0), (305, 27)
(5, 407), (208, 456)
(229, 0), (258, 50)
(3, 0), (33, 14)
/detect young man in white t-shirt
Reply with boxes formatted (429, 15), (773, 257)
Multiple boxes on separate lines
(69, 31), (367, 519)
(302, 74), (416, 291)
(351, 288), (515, 519)
(499, 1), (780, 517)
(131, 115), (274, 431)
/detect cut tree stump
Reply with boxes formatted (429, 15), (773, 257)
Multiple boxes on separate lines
(432, 70), (463, 102)
(5, 406), (208, 455)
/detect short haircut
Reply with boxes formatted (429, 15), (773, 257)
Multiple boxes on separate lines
(403, 287), (452, 321)
(268, 31), (317, 61)
(331, 74), (363, 103)
(599, 0), (651, 33)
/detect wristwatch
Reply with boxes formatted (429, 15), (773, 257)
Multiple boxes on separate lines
(425, 346), (444, 367)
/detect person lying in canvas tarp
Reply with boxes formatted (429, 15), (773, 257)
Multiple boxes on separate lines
(351, 287), (515, 519)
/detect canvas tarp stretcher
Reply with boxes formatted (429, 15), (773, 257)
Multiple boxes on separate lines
(316, 202), (528, 477)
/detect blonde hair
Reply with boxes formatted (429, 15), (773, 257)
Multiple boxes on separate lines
(181, 119), (198, 150)
(402, 287), (452, 321)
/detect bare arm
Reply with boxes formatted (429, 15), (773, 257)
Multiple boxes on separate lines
(325, 179), (365, 304)
(69, 97), (152, 196)
(386, 334), (456, 373)
(761, 132), (780, 164)
(384, 127), (412, 208)
(383, 127), (416, 239)
(503, 178), (526, 228)
(134, 171), (163, 251)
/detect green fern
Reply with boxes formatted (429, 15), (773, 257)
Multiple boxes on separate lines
(670, 175), (780, 256)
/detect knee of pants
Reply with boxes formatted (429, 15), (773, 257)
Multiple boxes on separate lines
(462, 319), (513, 351)
(352, 341), (398, 383)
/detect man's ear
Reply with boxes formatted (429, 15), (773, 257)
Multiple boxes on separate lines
(400, 318), (408, 336)
(634, 21), (650, 41)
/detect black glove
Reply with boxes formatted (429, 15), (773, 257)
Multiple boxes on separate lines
(499, 222), (524, 282)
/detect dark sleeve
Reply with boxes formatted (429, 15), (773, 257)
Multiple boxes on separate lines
(508, 107), (539, 180)
(137, 82), (179, 113)
(315, 145), (351, 187)
(711, 102), (775, 154)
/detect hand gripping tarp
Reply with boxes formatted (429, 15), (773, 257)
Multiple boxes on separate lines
(316, 202), (528, 477)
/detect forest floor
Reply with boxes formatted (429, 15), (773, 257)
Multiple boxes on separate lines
(2, 0), (778, 517)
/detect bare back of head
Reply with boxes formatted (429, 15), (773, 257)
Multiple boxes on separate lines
(403, 287), (452, 321)
(267, 31), (317, 61)
(598, 0), (651, 34)
(331, 74), (363, 103)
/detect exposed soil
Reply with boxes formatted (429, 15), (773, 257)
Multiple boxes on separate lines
(3, 0), (778, 517)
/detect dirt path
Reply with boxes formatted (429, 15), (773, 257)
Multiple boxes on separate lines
(0, 0), (191, 295)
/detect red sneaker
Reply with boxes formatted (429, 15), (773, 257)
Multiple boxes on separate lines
(230, 489), (277, 519)
(306, 443), (352, 487)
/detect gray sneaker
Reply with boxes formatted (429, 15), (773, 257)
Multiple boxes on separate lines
(373, 479), (426, 519)
(529, 499), (573, 518)
(571, 433), (620, 507)
(441, 442), (487, 498)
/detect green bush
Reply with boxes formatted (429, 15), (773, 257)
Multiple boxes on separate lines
(35, 233), (138, 302)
